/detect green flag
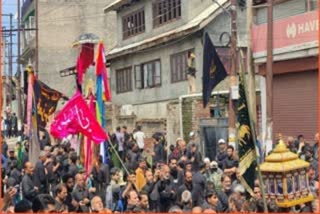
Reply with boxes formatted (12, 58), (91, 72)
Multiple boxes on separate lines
(237, 72), (257, 196)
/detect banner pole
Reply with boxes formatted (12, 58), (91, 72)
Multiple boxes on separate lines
(240, 49), (268, 212)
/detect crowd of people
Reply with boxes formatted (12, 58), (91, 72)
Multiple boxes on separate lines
(1, 125), (319, 213)
(1, 113), (19, 139)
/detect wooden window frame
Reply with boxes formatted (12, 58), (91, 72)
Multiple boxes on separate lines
(152, 0), (181, 28)
(135, 59), (161, 89)
(116, 67), (133, 93)
(122, 8), (145, 40)
(170, 49), (194, 83)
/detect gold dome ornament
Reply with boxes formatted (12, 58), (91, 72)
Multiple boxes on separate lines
(260, 138), (314, 208)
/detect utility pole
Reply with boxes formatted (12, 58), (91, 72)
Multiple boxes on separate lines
(246, 0), (256, 127)
(35, 0), (39, 74)
(8, 14), (13, 109)
(0, 0), (2, 118)
(228, 0), (237, 148)
(17, 0), (23, 129)
(266, 0), (273, 154)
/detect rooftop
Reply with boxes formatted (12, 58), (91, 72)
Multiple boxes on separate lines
(107, 0), (229, 60)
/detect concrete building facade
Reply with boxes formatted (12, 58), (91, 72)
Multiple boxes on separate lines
(252, 0), (318, 142)
(104, 0), (257, 158)
(20, 0), (117, 98)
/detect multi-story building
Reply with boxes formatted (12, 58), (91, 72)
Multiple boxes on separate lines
(252, 0), (318, 141)
(20, 0), (117, 97)
(104, 0), (254, 159)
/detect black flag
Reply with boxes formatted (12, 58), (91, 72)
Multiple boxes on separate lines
(237, 72), (257, 196)
(202, 33), (228, 108)
(33, 80), (64, 130)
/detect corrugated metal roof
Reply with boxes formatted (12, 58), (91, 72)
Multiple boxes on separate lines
(107, 0), (229, 60)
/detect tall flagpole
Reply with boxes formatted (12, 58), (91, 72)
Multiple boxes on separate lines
(239, 49), (268, 213)
(317, 0), (320, 205)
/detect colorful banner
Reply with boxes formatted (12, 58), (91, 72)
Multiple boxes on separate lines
(95, 42), (111, 101)
(50, 91), (107, 143)
(26, 70), (34, 135)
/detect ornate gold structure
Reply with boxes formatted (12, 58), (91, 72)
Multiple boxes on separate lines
(260, 139), (314, 208)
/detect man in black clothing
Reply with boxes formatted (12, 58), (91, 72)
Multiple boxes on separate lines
(33, 151), (49, 194)
(156, 164), (177, 212)
(152, 134), (166, 165)
(216, 139), (228, 169)
(188, 144), (202, 172)
(222, 145), (238, 182)
(217, 174), (233, 212)
(54, 184), (68, 212)
(67, 152), (79, 177)
(11, 113), (18, 137)
(142, 169), (158, 211)
(202, 190), (219, 211)
(72, 173), (96, 212)
(9, 160), (22, 186)
(169, 157), (184, 191)
(92, 155), (110, 206)
(192, 162), (207, 195)
(6, 149), (17, 177)
(32, 194), (56, 213)
(177, 170), (203, 207)
(14, 199), (33, 213)
(125, 189), (140, 212)
(62, 174), (79, 212)
(21, 162), (38, 203)
(2, 140), (8, 158)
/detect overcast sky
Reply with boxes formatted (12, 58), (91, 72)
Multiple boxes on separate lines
(2, 0), (19, 76)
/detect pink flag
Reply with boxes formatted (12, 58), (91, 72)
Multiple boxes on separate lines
(26, 72), (35, 135)
(50, 91), (107, 143)
(85, 94), (95, 177)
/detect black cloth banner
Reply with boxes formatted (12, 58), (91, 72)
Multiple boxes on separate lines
(202, 33), (228, 108)
(33, 80), (63, 130)
(237, 73), (257, 196)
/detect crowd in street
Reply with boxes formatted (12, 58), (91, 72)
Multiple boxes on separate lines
(0, 124), (319, 213)
(1, 113), (19, 139)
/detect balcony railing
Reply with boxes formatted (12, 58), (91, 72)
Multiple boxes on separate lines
(22, 0), (34, 18)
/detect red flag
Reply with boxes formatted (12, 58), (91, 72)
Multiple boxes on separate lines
(76, 43), (94, 84)
(50, 91), (108, 143)
(85, 95), (95, 177)
(96, 42), (111, 101)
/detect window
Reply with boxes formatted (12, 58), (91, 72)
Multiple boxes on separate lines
(170, 50), (191, 83)
(116, 67), (132, 93)
(306, 0), (318, 11)
(153, 0), (181, 28)
(122, 8), (145, 39)
(135, 60), (161, 89)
